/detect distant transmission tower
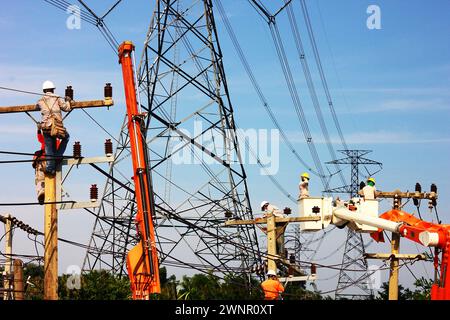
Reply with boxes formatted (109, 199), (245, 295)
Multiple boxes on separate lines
(326, 150), (382, 299)
(83, 0), (262, 279)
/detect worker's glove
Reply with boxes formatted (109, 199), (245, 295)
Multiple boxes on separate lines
(65, 96), (72, 103)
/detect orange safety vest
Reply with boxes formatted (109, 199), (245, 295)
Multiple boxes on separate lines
(261, 279), (284, 300)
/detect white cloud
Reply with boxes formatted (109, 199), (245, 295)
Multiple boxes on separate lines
(339, 98), (450, 114)
(338, 87), (450, 96)
(342, 131), (450, 144)
(287, 130), (450, 145)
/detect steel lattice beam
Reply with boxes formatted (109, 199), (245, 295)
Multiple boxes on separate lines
(83, 0), (262, 281)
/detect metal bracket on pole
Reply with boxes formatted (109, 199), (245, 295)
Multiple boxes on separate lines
(56, 155), (115, 210)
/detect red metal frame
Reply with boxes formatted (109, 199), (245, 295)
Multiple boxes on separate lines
(371, 209), (450, 300)
(118, 41), (160, 299)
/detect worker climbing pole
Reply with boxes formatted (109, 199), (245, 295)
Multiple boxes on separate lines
(118, 41), (161, 299)
(0, 82), (114, 300)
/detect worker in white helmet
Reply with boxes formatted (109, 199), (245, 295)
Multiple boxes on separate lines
(261, 269), (284, 300)
(36, 80), (73, 175)
(260, 201), (284, 218)
(362, 177), (377, 200)
(298, 172), (310, 200)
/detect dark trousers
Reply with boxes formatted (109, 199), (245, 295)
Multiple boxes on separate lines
(43, 131), (70, 173)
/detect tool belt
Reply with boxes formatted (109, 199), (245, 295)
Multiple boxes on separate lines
(42, 116), (67, 139)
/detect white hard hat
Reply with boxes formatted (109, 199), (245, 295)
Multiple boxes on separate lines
(42, 80), (56, 91)
(267, 270), (277, 276)
(260, 201), (269, 210)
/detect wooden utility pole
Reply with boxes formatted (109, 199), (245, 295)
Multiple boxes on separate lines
(3, 214), (12, 300)
(266, 214), (277, 272)
(388, 195), (402, 300)
(0, 99), (113, 113)
(44, 174), (58, 300)
(13, 259), (24, 300)
(364, 189), (435, 300)
(389, 233), (401, 300)
(226, 214), (319, 277)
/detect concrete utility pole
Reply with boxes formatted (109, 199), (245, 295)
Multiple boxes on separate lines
(226, 214), (319, 280)
(0, 88), (114, 300)
(13, 259), (24, 300)
(363, 189), (436, 300)
(3, 214), (12, 300)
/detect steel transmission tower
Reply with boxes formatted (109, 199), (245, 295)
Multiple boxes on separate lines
(83, 0), (262, 278)
(326, 150), (382, 299)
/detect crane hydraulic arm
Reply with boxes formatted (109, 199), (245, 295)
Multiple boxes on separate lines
(300, 195), (449, 299)
(370, 209), (450, 300)
(118, 41), (160, 299)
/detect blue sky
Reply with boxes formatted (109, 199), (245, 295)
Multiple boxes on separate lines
(0, 0), (449, 297)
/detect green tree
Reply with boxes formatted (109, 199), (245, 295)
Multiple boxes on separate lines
(58, 270), (131, 300)
(23, 263), (44, 300)
(177, 272), (222, 300)
(283, 282), (323, 300)
(158, 267), (178, 300)
(219, 273), (262, 300)
(376, 277), (432, 300)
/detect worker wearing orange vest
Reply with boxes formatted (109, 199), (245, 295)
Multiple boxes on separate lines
(261, 270), (284, 300)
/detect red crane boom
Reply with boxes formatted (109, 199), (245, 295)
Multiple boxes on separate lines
(118, 41), (160, 299)
(371, 209), (450, 300)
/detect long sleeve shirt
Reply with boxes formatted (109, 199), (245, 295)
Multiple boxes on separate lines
(362, 185), (376, 200)
(36, 93), (71, 129)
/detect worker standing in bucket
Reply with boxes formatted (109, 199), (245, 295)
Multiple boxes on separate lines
(261, 270), (284, 300)
(36, 80), (72, 175)
(298, 172), (310, 200)
(362, 177), (377, 200)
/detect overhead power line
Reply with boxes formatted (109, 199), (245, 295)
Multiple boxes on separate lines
(215, 0), (325, 178)
(299, 0), (348, 151)
(285, 2), (346, 187)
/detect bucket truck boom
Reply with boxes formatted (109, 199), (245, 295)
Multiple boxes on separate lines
(118, 41), (160, 299)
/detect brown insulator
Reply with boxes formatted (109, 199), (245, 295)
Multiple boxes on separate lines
(65, 86), (74, 100)
(311, 263), (317, 275)
(105, 139), (113, 157)
(104, 83), (113, 99)
(90, 184), (98, 202)
(289, 253), (295, 264)
(73, 141), (81, 158)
